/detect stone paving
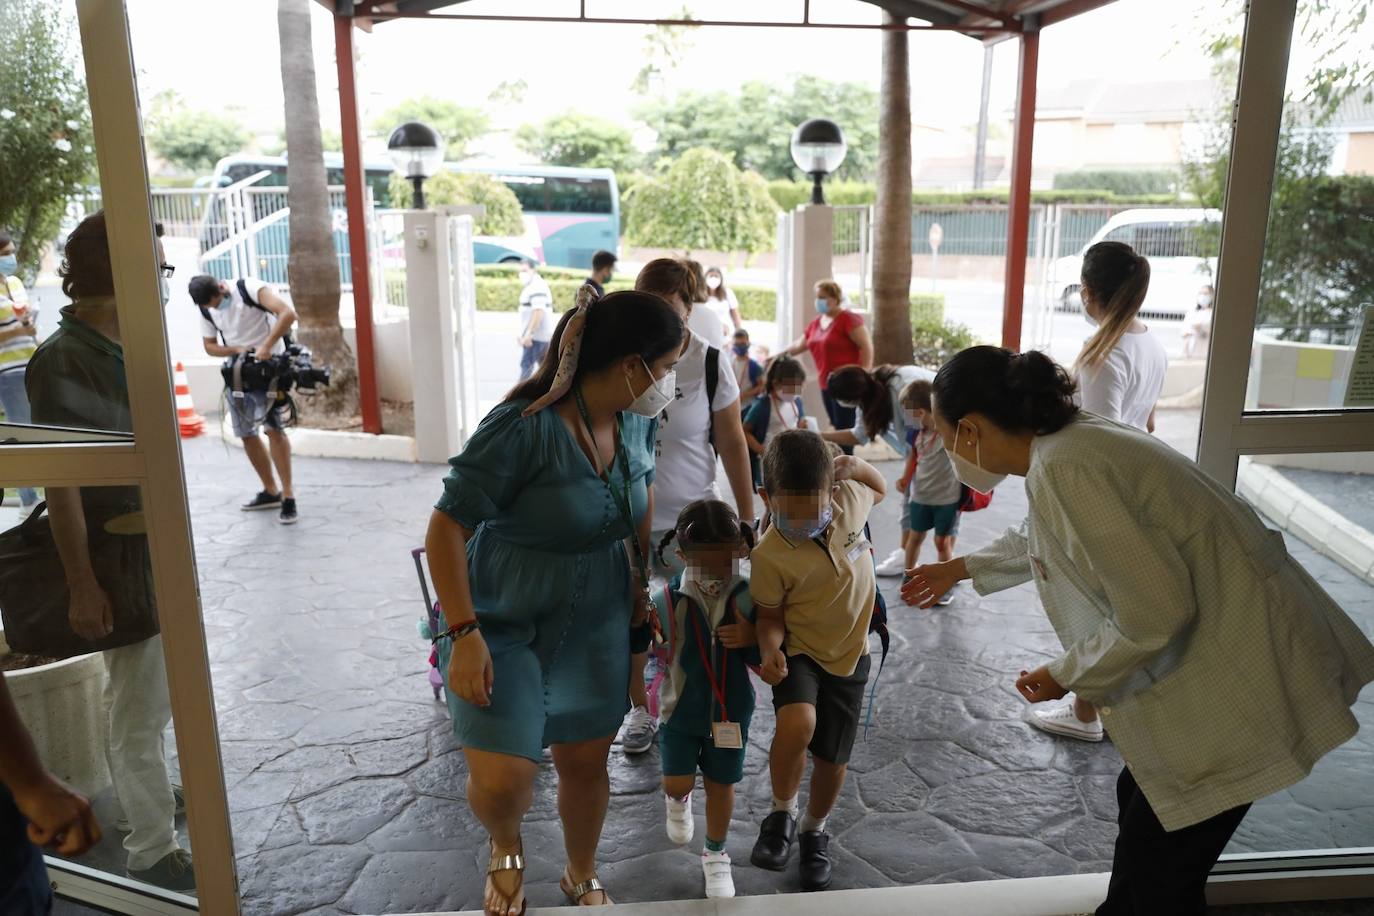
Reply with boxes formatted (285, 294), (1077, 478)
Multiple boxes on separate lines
(169, 411), (1374, 916)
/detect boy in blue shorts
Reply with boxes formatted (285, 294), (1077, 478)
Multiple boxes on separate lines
(900, 379), (961, 605)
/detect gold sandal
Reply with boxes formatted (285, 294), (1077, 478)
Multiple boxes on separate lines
(486, 837), (526, 916)
(561, 868), (613, 906)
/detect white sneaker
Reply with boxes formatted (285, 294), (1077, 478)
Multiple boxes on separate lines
(621, 704), (658, 755)
(702, 850), (735, 898)
(875, 549), (906, 577)
(936, 585), (956, 607)
(1028, 700), (1104, 742)
(665, 792), (694, 845)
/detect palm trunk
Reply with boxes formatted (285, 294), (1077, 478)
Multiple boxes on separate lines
(872, 11), (914, 366)
(278, 0), (358, 418)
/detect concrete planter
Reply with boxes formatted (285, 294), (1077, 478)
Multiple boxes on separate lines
(1, 634), (110, 798)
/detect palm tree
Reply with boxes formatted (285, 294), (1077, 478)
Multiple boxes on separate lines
(278, 0), (358, 417)
(871, 10), (914, 366)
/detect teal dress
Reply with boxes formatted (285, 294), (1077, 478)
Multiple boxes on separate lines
(434, 399), (657, 761)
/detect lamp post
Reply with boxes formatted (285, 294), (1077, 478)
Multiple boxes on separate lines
(387, 120), (443, 209)
(790, 118), (847, 205)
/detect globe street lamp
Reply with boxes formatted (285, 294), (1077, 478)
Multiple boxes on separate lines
(387, 120), (443, 209)
(790, 118), (848, 205)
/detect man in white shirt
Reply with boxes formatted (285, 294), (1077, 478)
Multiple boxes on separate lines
(189, 275), (300, 523)
(517, 260), (556, 380)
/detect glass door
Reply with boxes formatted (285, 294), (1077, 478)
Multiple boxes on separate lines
(1198, 0), (1374, 902)
(0, 0), (235, 912)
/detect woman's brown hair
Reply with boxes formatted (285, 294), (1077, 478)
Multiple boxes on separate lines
(816, 279), (842, 304)
(636, 258), (701, 312)
(826, 364), (903, 442)
(1076, 241), (1150, 371)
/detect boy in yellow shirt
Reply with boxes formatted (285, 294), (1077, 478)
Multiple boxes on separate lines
(749, 429), (885, 891)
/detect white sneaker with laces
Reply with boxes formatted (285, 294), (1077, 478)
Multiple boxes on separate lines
(702, 850), (735, 898)
(1028, 700), (1104, 742)
(936, 586), (956, 607)
(874, 549), (906, 577)
(665, 792), (694, 845)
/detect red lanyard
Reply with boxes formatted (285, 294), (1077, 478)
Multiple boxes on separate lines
(688, 605), (729, 722)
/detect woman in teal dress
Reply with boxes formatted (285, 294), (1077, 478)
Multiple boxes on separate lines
(426, 287), (684, 915)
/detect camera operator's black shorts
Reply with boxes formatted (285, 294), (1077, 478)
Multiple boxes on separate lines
(229, 390), (287, 438)
(771, 653), (872, 765)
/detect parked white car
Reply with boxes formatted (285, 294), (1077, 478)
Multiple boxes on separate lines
(1051, 208), (1220, 319)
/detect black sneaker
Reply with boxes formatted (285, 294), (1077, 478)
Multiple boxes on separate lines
(798, 830), (833, 892)
(750, 811), (797, 871)
(241, 490), (282, 512)
(279, 498), (298, 525)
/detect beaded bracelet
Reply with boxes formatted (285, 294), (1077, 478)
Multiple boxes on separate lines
(433, 620), (481, 644)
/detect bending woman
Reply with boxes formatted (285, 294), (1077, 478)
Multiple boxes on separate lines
(903, 346), (1374, 916)
(426, 288), (684, 914)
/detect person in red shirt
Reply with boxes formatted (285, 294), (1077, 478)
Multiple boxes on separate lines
(776, 280), (873, 450)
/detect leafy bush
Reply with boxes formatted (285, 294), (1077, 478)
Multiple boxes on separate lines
(390, 171), (525, 236)
(763, 179), (1180, 211)
(1052, 169), (1179, 196)
(475, 277), (637, 312)
(911, 317), (979, 370)
(909, 293), (945, 326)
(626, 148), (779, 254)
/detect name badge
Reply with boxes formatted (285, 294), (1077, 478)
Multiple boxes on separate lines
(711, 721), (743, 749)
(846, 538), (869, 564)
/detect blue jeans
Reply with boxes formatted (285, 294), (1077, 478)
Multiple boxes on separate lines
(0, 369), (38, 507)
(520, 340), (550, 381)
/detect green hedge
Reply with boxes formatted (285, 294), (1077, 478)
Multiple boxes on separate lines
(763, 178), (1180, 209)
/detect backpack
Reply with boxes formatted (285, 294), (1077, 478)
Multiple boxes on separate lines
(959, 485), (994, 512)
(198, 279), (286, 348)
(704, 345), (720, 455)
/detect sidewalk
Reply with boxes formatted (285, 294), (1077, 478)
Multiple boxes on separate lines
(174, 421), (1374, 916)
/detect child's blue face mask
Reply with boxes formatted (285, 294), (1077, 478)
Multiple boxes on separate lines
(774, 505), (833, 541)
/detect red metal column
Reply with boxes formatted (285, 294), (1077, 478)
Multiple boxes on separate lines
(1001, 28), (1039, 351)
(334, 13), (382, 434)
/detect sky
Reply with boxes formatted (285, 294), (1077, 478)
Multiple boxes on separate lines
(122, 0), (1235, 161)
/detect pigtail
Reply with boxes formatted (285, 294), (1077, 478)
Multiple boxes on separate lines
(655, 528), (678, 568)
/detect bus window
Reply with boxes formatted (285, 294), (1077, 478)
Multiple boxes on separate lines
(548, 177), (612, 214)
(496, 176), (548, 212)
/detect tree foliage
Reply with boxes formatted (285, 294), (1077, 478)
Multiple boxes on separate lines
(0, 2), (95, 276)
(626, 148), (778, 254)
(388, 171), (525, 237)
(515, 113), (638, 172)
(638, 76), (880, 181)
(372, 96), (488, 160)
(1183, 3), (1374, 333)
(632, 6), (696, 95)
(145, 92), (252, 173)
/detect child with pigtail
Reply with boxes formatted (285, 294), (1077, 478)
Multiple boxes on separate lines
(647, 499), (760, 899)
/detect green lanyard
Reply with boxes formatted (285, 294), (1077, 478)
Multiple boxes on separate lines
(574, 385), (649, 587)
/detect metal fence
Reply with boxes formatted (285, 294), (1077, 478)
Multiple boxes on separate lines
(371, 209), (408, 309)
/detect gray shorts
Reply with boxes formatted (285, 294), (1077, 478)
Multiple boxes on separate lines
(228, 389), (288, 438)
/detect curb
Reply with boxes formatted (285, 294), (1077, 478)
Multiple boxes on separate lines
(1237, 458), (1374, 586)
(218, 420), (418, 462)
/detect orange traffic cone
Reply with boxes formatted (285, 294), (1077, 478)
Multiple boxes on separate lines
(174, 361), (205, 438)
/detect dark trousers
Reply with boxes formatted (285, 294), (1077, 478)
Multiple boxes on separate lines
(519, 339), (549, 381)
(821, 390), (856, 456)
(1096, 766), (1250, 916)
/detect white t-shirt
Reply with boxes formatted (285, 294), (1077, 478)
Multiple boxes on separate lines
(766, 395), (802, 442)
(198, 278), (283, 354)
(651, 330), (740, 530)
(1078, 328), (1169, 431)
(518, 275), (555, 343)
(687, 299), (732, 349)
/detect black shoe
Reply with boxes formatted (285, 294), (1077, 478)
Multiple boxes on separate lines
(750, 811), (797, 871)
(798, 830), (832, 892)
(241, 490), (281, 512)
(279, 498), (298, 525)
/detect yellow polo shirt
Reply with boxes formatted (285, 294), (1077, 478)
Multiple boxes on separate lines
(751, 479), (878, 677)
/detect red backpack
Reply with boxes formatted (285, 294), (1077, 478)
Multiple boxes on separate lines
(959, 484), (994, 512)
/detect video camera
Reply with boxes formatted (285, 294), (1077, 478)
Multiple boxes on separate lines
(220, 344), (332, 396)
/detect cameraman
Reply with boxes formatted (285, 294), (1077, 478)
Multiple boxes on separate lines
(188, 275), (300, 524)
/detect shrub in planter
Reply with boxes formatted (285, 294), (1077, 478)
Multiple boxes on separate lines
(911, 317), (979, 369)
(909, 293), (945, 326)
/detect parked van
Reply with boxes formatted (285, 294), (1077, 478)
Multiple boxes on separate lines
(1051, 208), (1220, 319)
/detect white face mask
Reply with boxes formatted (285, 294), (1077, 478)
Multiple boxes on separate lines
(706, 275), (721, 290)
(626, 359), (675, 417)
(947, 421), (1006, 494)
(1197, 294), (1214, 308)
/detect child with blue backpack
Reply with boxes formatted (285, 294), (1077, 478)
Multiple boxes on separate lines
(650, 499), (760, 899)
(741, 355), (809, 487)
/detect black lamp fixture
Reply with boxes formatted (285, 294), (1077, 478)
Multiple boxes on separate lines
(790, 118), (848, 205)
(386, 120), (443, 209)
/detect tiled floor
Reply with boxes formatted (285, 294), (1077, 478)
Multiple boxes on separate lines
(156, 409), (1374, 915)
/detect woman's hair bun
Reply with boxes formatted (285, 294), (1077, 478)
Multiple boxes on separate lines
(1006, 351), (1078, 434)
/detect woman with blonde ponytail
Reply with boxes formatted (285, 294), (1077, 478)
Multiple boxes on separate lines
(1075, 241), (1168, 434)
(1030, 240), (1167, 744)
